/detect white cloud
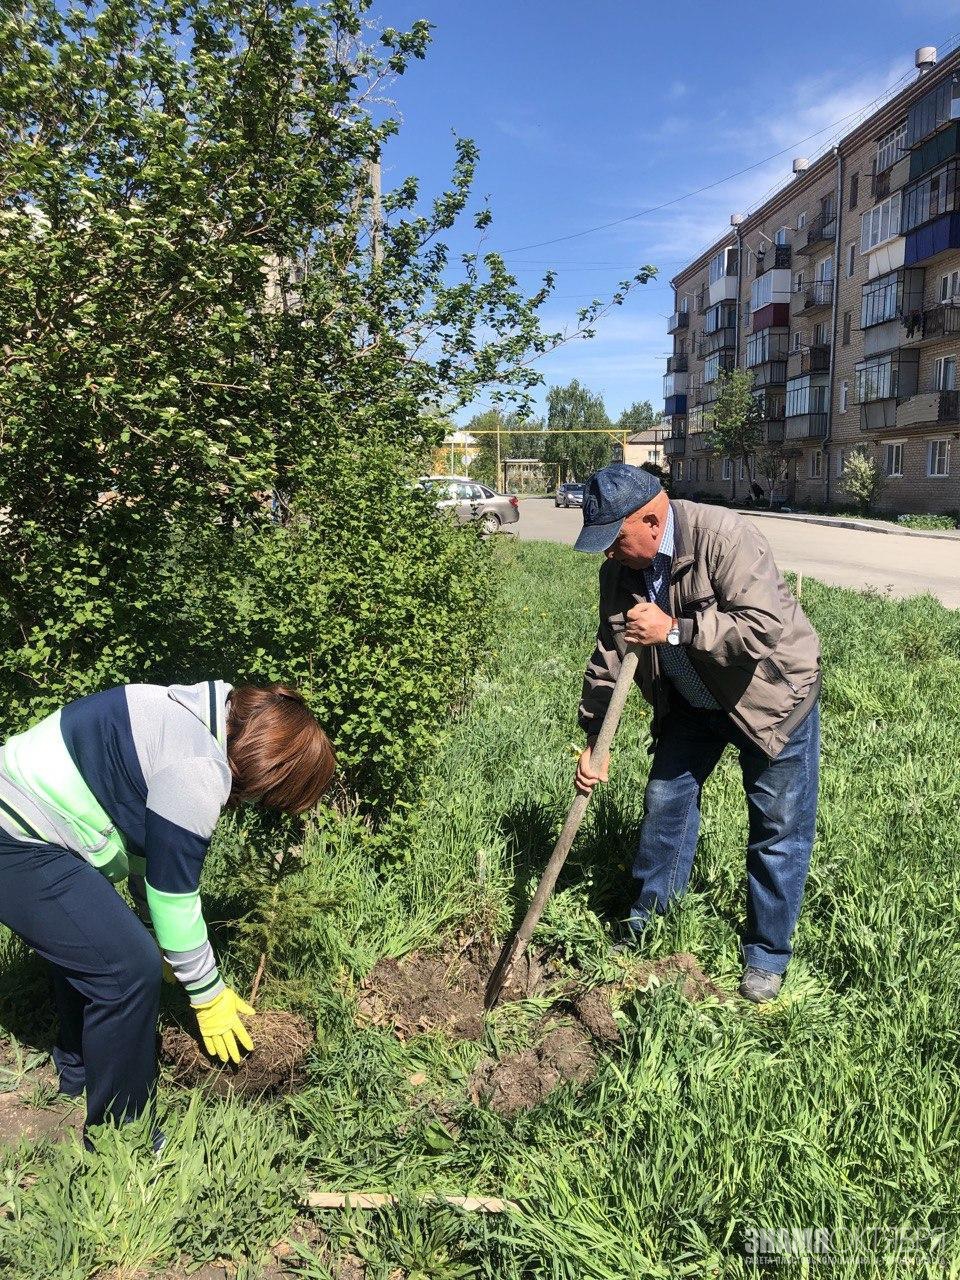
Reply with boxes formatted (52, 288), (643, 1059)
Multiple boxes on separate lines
(666, 80), (688, 101)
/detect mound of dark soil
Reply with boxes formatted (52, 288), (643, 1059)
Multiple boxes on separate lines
(470, 1023), (597, 1117)
(357, 939), (555, 1042)
(160, 1010), (312, 1097)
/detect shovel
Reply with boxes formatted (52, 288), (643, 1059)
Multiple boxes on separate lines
(485, 643), (642, 1009)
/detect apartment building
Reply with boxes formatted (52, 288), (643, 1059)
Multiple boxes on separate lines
(665, 43), (960, 515)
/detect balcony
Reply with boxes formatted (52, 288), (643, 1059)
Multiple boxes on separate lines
(905, 211), (960, 267)
(667, 310), (690, 334)
(666, 353), (688, 374)
(751, 360), (788, 388)
(664, 394), (687, 416)
(795, 343), (831, 377)
(784, 412), (828, 440)
(797, 210), (837, 255)
(793, 280), (834, 312)
(909, 122), (960, 183)
(695, 290), (709, 316)
(663, 434), (687, 457)
(697, 326), (736, 358)
(899, 301), (960, 346)
(764, 419), (786, 444)
(755, 244), (792, 276)
(892, 388), (960, 433)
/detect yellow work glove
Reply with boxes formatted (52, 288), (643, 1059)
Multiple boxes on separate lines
(194, 988), (256, 1064)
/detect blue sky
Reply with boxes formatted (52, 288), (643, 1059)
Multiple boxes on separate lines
(378, 0), (960, 425)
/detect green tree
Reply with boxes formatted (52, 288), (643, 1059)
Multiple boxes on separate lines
(0, 0), (653, 810)
(616, 400), (658, 433)
(840, 449), (883, 515)
(543, 380), (613, 482)
(705, 369), (763, 488)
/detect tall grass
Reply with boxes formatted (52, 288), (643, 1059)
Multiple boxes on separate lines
(1, 540), (959, 1278)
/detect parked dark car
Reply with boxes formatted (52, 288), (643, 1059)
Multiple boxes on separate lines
(555, 483), (585, 508)
(418, 476), (520, 534)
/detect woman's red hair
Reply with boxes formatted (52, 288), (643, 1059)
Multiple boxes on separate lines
(226, 684), (335, 813)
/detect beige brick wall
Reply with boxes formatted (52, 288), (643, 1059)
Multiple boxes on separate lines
(665, 49), (960, 516)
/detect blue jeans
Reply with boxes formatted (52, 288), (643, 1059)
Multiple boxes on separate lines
(628, 699), (820, 974)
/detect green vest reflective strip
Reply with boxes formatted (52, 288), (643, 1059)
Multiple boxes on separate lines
(1, 710), (129, 882)
(145, 884), (208, 952)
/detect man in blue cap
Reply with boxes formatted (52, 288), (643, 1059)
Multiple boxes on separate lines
(573, 463), (821, 1002)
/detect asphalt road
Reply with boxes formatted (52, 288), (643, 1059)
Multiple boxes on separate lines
(512, 499), (960, 609)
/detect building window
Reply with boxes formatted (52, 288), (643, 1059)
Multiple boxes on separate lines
(838, 448), (849, 474)
(709, 247), (737, 285)
(775, 226), (789, 246)
(861, 270), (900, 328)
(745, 247), (753, 276)
(935, 356), (957, 391)
(722, 457), (732, 481)
(676, 460), (684, 480)
(940, 270), (960, 302)
(849, 172), (859, 209)
(856, 354), (898, 401)
(860, 193), (901, 253)
(846, 242), (857, 277)
(692, 458), (700, 481)
(680, 296), (689, 313)
(843, 311), (852, 345)
(814, 321), (827, 345)
(840, 380), (849, 412)
(901, 161), (960, 234)
(793, 330), (802, 351)
(810, 449), (823, 479)
(884, 442), (904, 477)
(706, 458), (713, 481)
(797, 210), (806, 231)
(927, 439), (950, 477)
(738, 458), (747, 481)
(877, 121), (907, 174)
(786, 376), (829, 418)
(793, 270), (804, 294)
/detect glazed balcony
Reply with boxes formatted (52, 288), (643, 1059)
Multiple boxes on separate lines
(764, 419), (786, 444)
(667, 310), (689, 334)
(697, 326), (736, 358)
(663, 433), (687, 457)
(784, 411), (828, 440)
(666, 353), (688, 374)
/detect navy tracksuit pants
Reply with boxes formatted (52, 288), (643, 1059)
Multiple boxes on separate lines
(0, 829), (161, 1130)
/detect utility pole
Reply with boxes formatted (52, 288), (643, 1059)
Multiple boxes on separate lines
(496, 418), (502, 491)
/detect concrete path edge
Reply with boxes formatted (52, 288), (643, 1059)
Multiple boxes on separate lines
(736, 508), (960, 542)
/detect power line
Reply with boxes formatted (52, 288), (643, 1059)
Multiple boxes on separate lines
(500, 30), (960, 257)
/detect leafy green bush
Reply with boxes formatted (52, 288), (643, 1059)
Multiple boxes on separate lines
(0, 0), (650, 807)
(896, 512), (959, 530)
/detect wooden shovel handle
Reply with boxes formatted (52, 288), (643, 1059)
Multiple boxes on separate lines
(484, 644), (641, 1008)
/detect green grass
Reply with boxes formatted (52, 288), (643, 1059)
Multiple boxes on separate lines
(2, 540), (960, 1278)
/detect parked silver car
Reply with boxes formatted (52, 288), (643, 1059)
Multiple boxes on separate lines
(418, 475), (520, 534)
(555, 483), (585, 508)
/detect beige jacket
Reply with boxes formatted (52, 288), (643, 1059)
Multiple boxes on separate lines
(578, 500), (821, 759)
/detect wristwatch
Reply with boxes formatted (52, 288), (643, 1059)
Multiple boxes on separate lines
(666, 619), (681, 646)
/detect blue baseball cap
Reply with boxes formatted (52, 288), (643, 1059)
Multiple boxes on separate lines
(574, 464), (663, 554)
